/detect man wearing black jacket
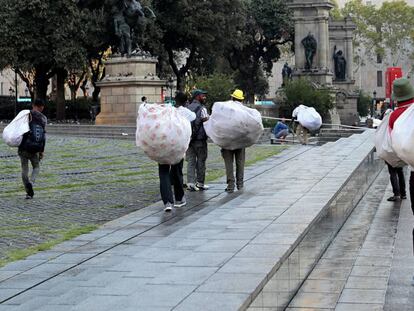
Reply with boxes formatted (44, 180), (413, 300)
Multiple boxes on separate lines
(18, 99), (47, 199)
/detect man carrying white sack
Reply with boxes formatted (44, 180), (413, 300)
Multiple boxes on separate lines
(388, 78), (414, 285)
(221, 89), (247, 193)
(186, 89), (210, 191)
(292, 104), (309, 145)
(159, 92), (196, 212)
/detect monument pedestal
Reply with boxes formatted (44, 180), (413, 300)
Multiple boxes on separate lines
(96, 56), (166, 125)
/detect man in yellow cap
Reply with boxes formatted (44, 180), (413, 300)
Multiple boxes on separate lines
(222, 89), (246, 193)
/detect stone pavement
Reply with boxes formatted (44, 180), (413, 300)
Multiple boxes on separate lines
(0, 137), (283, 263)
(0, 131), (381, 310)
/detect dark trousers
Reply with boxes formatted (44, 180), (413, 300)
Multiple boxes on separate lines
(387, 163), (406, 197)
(158, 160), (184, 205)
(221, 148), (245, 190)
(186, 141), (208, 184)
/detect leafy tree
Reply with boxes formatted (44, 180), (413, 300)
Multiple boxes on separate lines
(0, 0), (90, 119)
(281, 78), (334, 118)
(190, 73), (236, 111)
(226, 0), (293, 103)
(342, 0), (414, 67)
(150, 0), (247, 90)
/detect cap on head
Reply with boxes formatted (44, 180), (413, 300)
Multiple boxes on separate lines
(33, 98), (46, 107)
(231, 89), (244, 100)
(191, 89), (208, 98)
(392, 78), (414, 102)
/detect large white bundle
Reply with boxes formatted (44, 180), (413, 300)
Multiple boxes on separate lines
(391, 104), (414, 167)
(297, 106), (322, 131)
(204, 101), (264, 150)
(136, 104), (191, 165)
(2, 110), (30, 147)
(374, 113), (405, 167)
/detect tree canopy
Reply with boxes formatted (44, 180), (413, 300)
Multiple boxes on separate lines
(0, 0), (89, 99)
(342, 0), (414, 67)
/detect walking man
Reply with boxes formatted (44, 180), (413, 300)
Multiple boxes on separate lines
(18, 99), (47, 199)
(158, 92), (195, 212)
(222, 89), (246, 193)
(388, 78), (414, 285)
(186, 89), (209, 191)
(292, 105), (309, 145)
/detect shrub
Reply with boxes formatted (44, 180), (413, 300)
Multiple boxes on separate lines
(280, 78), (334, 118)
(357, 91), (372, 117)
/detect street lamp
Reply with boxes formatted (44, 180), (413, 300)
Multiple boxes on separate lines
(166, 77), (174, 104)
(372, 90), (377, 118)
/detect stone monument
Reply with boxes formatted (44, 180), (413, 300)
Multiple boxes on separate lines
(288, 0), (359, 125)
(95, 56), (166, 125)
(79, 0), (163, 125)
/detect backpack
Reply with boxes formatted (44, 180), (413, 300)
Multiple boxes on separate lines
(19, 113), (45, 153)
(190, 105), (202, 141)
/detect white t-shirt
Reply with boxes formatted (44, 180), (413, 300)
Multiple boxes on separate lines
(177, 106), (196, 122)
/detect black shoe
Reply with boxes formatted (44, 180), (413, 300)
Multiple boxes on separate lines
(402, 195), (407, 199)
(225, 188), (234, 193)
(27, 183), (34, 198)
(387, 196), (399, 202)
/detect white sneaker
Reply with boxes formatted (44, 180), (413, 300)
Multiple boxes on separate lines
(164, 202), (173, 212)
(174, 199), (187, 208)
(187, 183), (199, 191)
(196, 182), (209, 190)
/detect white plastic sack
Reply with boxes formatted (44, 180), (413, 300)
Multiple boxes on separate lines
(204, 101), (264, 150)
(136, 104), (191, 165)
(297, 106), (322, 131)
(391, 104), (414, 167)
(374, 113), (405, 167)
(2, 110), (30, 147)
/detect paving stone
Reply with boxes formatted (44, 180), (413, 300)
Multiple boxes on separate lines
(338, 289), (386, 304)
(174, 292), (250, 311)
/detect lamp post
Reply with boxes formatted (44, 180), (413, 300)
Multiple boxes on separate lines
(372, 90), (377, 118)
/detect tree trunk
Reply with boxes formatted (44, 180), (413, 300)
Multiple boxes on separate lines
(34, 66), (49, 100)
(56, 68), (67, 120)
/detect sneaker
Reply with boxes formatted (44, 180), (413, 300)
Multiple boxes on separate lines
(25, 194), (33, 200)
(387, 196), (400, 202)
(402, 195), (407, 199)
(187, 183), (199, 192)
(174, 199), (187, 208)
(225, 188), (234, 193)
(27, 183), (34, 198)
(196, 183), (209, 190)
(164, 202), (173, 212)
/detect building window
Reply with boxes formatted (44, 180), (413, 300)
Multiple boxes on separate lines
(376, 54), (382, 64)
(377, 71), (383, 87)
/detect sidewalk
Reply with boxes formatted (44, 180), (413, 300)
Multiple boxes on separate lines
(0, 131), (377, 311)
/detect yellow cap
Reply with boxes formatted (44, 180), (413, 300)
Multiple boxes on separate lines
(231, 89), (245, 100)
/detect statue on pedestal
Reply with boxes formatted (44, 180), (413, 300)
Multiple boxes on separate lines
(301, 32), (317, 70)
(333, 46), (347, 80)
(78, 0), (155, 57)
(281, 63), (292, 87)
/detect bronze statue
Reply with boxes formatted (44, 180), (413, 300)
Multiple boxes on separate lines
(78, 0), (154, 57)
(281, 62), (292, 87)
(333, 46), (346, 80)
(301, 32), (317, 70)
